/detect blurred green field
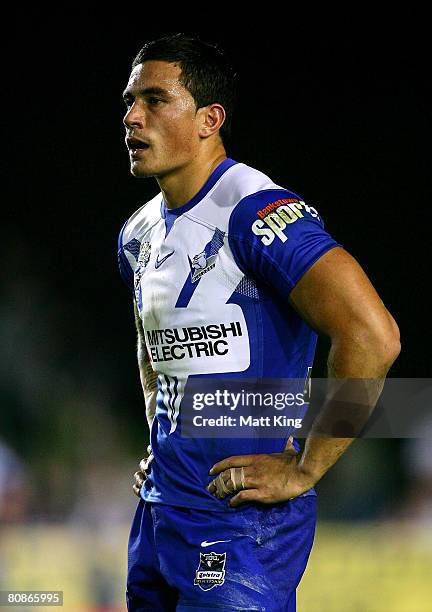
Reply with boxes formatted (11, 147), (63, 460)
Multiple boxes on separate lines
(1, 521), (431, 611)
(298, 522), (432, 611)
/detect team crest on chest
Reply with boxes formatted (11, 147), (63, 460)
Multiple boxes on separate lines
(190, 250), (217, 282)
(137, 241), (151, 269)
(134, 241), (151, 306)
(194, 551), (227, 591)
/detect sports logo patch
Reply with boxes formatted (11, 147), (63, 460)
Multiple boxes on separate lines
(194, 551), (227, 591)
(256, 197), (300, 219)
(155, 250), (175, 269)
(251, 200), (321, 245)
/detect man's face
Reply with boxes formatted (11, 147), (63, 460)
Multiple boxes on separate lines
(123, 61), (200, 178)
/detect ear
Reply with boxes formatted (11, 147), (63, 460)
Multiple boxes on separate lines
(197, 103), (226, 139)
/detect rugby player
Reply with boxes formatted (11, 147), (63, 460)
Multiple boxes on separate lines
(118, 34), (401, 611)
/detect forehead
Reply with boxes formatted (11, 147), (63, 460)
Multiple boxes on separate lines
(124, 60), (186, 95)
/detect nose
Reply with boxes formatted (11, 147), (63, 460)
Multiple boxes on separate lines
(123, 101), (145, 130)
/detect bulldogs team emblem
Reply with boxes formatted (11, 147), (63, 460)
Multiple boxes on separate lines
(194, 551), (226, 591)
(137, 241), (151, 269)
(190, 251), (217, 283)
(134, 241), (151, 307)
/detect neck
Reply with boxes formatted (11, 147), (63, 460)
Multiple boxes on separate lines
(157, 148), (228, 209)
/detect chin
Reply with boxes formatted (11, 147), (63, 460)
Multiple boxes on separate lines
(129, 156), (183, 179)
(130, 162), (157, 178)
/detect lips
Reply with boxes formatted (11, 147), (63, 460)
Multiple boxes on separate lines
(126, 137), (149, 151)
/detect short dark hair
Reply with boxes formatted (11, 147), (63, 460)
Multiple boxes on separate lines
(131, 33), (237, 146)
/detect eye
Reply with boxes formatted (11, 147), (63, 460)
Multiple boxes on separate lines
(148, 97), (162, 106)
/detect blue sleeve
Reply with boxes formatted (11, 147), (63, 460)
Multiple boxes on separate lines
(228, 189), (341, 297)
(117, 220), (134, 291)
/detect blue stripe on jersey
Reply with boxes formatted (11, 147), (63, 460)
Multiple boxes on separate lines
(160, 200), (177, 239)
(171, 376), (179, 432)
(175, 228), (225, 308)
(164, 374), (173, 417)
(162, 374), (180, 434)
(117, 219), (134, 290)
(169, 376), (178, 424)
(209, 227), (225, 255)
(124, 238), (141, 259)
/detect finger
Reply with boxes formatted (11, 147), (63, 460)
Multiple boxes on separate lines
(134, 475), (145, 487)
(221, 475), (236, 498)
(229, 489), (261, 508)
(140, 457), (153, 472)
(240, 466), (247, 490)
(140, 455), (154, 474)
(132, 484), (141, 497)
(285, 435), (295, 450)
(146, 444), (152, 455)
(229, 467), (238, 491)
(207, 469), (234, 496)
(230, 467), (245, 491)
(207, 479), (218, 495)
(237, 465), (260, 489)
(209, 455), (258, 475)
(208, 466), (253, 494)
(215, 472), (231, 498)
(284, 437), (299, 456)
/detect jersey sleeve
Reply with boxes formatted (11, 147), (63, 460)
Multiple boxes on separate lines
(228, 189), (341, 297)
(117, 219), (134, 291)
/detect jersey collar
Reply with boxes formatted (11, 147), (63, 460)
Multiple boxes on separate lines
(160, 158), (238, 219)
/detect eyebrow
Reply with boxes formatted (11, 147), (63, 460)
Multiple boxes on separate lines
(122, 86), (169, 100)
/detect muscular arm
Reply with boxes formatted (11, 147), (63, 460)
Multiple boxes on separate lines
(134, 300), (158, 431)
(288, 246), (401, 482)
(209, 246), (401, 505)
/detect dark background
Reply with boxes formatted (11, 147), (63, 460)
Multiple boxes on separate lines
(2, 13), (430, 522)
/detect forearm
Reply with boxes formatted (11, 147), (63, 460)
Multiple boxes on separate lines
(298, 330), (400, 482)
(134, 300), (157, 432)
(139, 363), (157, 430)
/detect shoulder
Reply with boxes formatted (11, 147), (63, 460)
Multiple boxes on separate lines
(184, 161), (284, 231)
(224, 167), (340, 294)
(216, 161), (285, 204)
(119, 191), (163, 249)
(223, 163), (324, 243)
(117, 192), (162, 290)
(228, 186), (324, 244)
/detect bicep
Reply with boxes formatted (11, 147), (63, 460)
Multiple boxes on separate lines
(288, 246), (399, 350)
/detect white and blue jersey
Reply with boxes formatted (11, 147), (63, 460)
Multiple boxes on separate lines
(118, 158), (340, 511)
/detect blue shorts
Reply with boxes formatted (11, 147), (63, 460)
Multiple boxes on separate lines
(126, 496), (316, 611)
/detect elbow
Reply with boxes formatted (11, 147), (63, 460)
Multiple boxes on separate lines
(330, 313), (401, 376)
(383, 310), (401, 365)
(380, 333), (401, 369)
(369, 313), (401, 370)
